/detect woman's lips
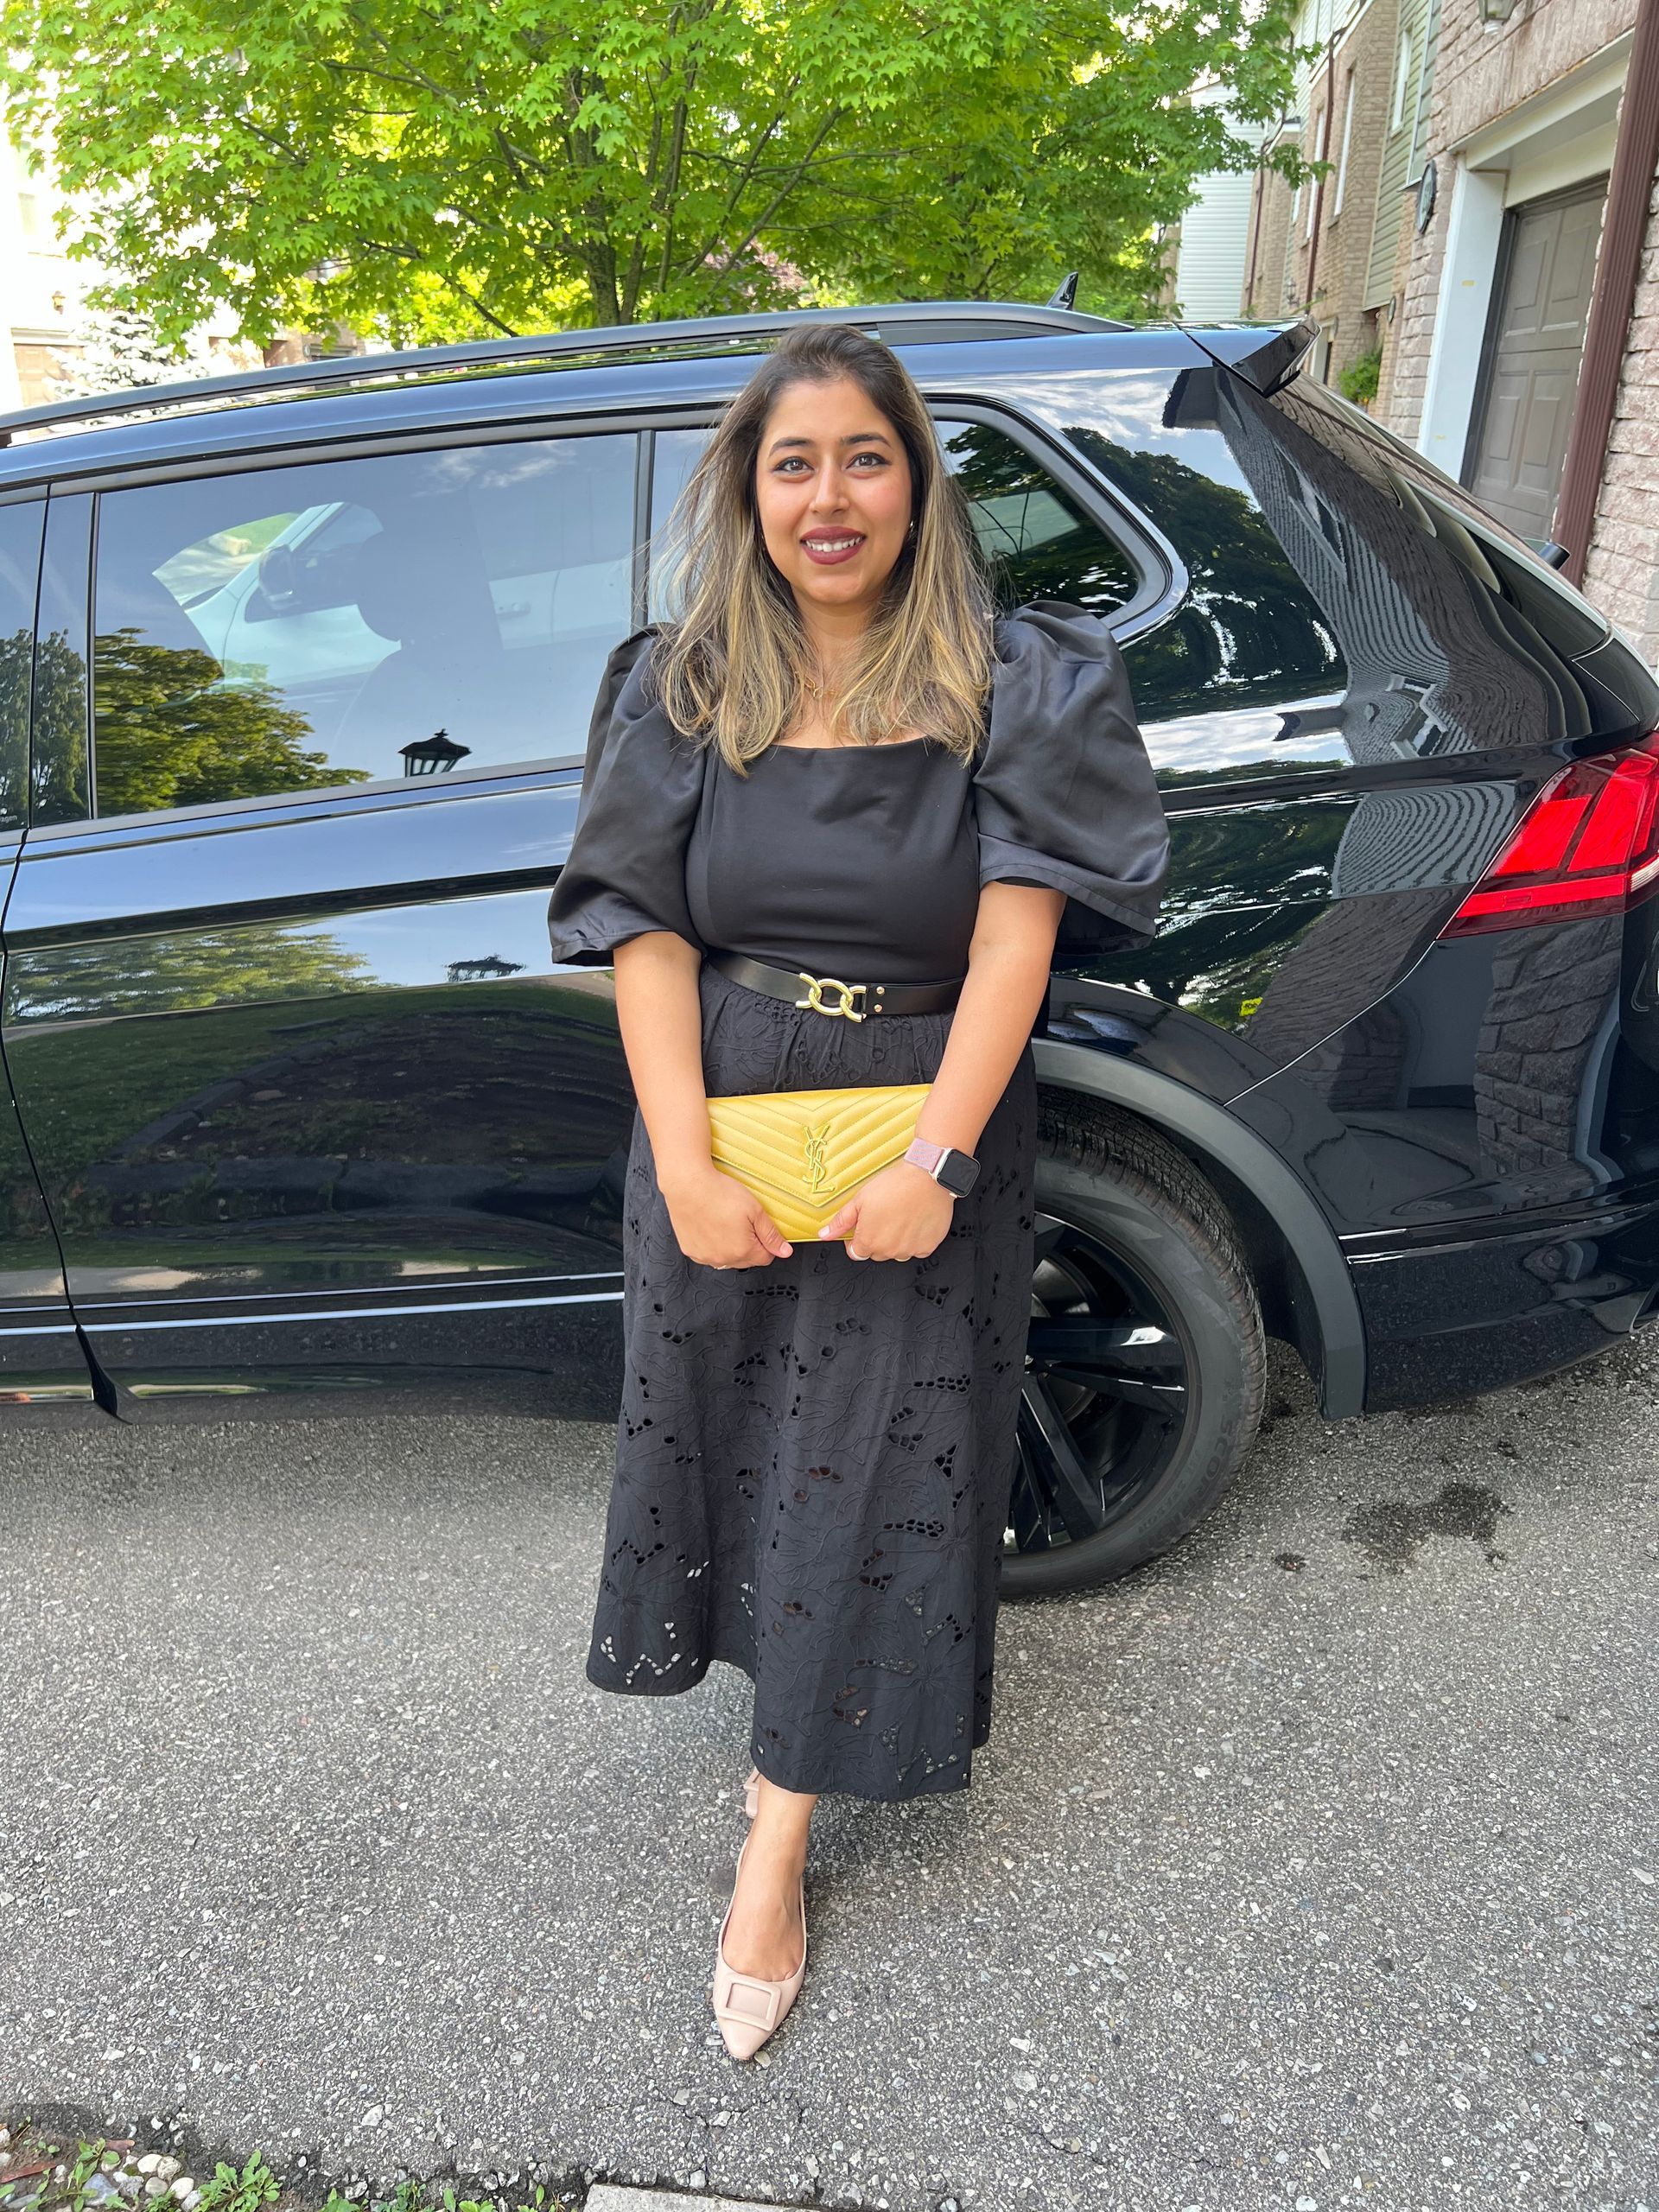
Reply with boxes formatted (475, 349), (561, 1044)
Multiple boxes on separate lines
(800, 531), (866, 566)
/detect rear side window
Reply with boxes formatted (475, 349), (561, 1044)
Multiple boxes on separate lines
(648, 416), (1139, 619)
(91, 433), (638, 818)
(937, 420), (1138, 614)
(0, 499), (42, 831)
(1065, 417), (1344, 737)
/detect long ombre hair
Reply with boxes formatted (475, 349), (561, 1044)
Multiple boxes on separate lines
(651, 323), (995, 771)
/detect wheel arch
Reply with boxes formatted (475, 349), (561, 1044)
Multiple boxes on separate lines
(1032, 1039), (1366, 1419)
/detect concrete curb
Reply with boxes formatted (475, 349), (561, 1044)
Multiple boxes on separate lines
(585, 2194), (788, 2212)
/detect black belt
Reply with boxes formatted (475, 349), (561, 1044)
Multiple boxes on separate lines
(704, 948), (963, 1018)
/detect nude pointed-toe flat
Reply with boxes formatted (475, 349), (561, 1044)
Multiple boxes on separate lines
(742, 1764), (760, 1820)
(710, 1828), (807, 2061)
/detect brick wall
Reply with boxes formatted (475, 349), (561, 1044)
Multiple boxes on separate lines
(1243, 0), (1402, 388)
(1316, 0), (1402, 385)
(1581, 167), (1659, 657)
(1244, 152), (1297, 316)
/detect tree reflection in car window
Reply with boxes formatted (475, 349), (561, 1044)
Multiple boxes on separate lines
(936, 421), (1137, 615)
(0, 502), (42, 832)
(93, 632), (346, 817)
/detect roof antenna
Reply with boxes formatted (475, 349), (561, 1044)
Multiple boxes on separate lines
(1046, 272), (1079, 309)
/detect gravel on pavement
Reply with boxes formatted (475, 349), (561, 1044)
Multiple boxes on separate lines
(2, 1336), (1656, 2211)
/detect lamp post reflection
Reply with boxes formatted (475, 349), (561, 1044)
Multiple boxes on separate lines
(400, 728), (471, 777)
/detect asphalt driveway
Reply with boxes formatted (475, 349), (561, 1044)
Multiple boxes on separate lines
(2, 1333), (1656, 2212)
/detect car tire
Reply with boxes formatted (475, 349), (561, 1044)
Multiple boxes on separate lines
(1001, 1093), (1267, 1598)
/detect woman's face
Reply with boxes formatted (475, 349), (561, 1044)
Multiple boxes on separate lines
(753, 373), (914, 620)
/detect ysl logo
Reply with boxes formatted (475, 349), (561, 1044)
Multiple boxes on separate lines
(802, 1120), (830, 1194)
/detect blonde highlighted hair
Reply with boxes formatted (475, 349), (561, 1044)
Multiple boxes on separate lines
(650, 322), (995, 771)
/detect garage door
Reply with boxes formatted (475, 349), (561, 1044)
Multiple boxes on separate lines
(1464, 178), (1607, 547)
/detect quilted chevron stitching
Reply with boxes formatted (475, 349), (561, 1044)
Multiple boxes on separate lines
(707, 1084), (932, 1232)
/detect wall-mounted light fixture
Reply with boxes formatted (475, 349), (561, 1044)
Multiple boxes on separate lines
(1478, 0), (1522, 22)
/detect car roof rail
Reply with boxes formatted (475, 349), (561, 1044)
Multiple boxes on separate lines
(0, 297), (1133, 449)
(1177, 315), (1319, 394)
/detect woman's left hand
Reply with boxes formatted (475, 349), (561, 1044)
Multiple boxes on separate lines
(817, 1160), (957, 1261)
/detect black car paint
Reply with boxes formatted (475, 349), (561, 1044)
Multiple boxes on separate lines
(0, 321), (1656, 1426)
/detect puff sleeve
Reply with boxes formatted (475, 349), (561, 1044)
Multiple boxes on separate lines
(545, 626), (709, 966)
(974, 599), (1169, 961)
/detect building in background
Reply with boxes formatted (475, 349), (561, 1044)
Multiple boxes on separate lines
(0, 111), (258, 404)
(1243, 0), (1425, 396)
(1381, 0), (1656, 654)
(1243, 0), (1659, 666)
(1160, 86), (1272, 321)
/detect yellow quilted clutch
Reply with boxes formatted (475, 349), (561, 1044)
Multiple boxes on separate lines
(705, 1083), (933, 1241)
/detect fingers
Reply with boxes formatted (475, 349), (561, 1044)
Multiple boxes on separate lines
(817, 1201), (856, 1243)
(753, 1211), (793, 1258)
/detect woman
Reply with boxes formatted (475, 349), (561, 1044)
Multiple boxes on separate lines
(546, 321), (1168, 2058)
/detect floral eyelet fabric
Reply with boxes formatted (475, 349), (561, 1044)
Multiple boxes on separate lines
(586, 961), (1038, 1802)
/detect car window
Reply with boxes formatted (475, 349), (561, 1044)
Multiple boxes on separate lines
(0, 500), (42, 831)
(936, 420), (1139, 613)
(646, 416), (1140, 619)
(91, 432), (638, 818)
(1065, 417), (1346, 746)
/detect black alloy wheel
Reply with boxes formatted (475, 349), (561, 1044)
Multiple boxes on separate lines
(1001, 1096), (1267, 1597)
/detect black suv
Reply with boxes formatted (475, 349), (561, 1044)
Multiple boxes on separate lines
(3, 301), (1656, 1595)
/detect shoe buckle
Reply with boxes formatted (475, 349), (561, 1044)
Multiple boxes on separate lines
(720, 1972), (780, 2027)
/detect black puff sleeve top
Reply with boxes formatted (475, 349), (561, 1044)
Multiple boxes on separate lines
(545, 598), (1169, 977)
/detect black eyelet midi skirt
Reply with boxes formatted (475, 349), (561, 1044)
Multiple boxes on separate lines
(585, 960), (1039, 1802)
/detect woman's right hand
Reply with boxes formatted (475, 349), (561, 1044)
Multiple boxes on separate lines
(660, 1162), (794, 1268)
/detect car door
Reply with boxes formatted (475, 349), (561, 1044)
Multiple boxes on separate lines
(1, 428), (645, 1418)
(0, 494), (99, 1419)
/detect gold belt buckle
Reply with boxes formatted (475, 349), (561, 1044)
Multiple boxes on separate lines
(795, 969), (867, 1021)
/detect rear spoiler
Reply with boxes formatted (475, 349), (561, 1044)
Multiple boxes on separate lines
(1177, 316), (1319, 396)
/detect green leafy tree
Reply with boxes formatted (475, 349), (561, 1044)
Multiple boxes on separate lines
(92, 631), (368, 814)
(0, 623), (30, 824)
(10, 925), (377, 1024)
(0, 0), (1313, 340)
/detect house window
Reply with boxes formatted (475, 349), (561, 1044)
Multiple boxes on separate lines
(1332, 73), (1356, 219)
(1390, 31), (1413, 134)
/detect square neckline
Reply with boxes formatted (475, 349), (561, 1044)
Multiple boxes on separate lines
(767, 734), (937, 753)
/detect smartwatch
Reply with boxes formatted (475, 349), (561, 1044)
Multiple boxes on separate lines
(903, 1135), (982, 1197)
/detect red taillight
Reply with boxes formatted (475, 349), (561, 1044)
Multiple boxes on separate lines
(1441, 734), (1659, 937)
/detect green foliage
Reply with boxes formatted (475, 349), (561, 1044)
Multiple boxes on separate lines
(0, 0), (1315, 338)
(10, 922), (377, 1025)
(192, 2158), (281, 2212)
(0, 621), (29, 826)
(1338, 343), (1382, 408)
(0, 2133), (585, 2212)
(31, 623), (88, 822)
(92, 630), (368, 814)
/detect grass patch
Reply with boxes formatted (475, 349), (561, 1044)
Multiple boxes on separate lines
(0, 2126), (587, 2212)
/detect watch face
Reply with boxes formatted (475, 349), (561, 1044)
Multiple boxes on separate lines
(936, 1147), (980, 1197)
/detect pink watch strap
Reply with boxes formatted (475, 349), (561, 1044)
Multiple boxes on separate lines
(903, 1137), (947, 1176)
